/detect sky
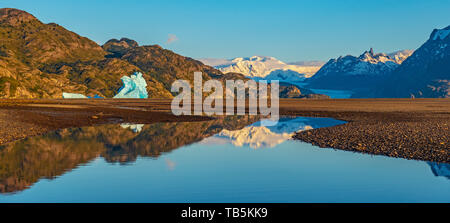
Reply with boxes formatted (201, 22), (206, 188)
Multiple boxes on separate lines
(2, 0), (450, 62)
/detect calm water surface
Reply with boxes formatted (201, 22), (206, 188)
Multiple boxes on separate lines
(0, 116), (448, 202)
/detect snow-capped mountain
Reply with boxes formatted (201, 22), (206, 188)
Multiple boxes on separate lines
(372, 26), (450, 98)
(200, 56), (322, 83)
(306, 48), (413, 91)
(312, 48), (412, 78)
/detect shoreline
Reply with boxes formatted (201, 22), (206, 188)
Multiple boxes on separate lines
(0, 98), (449, 163)
(279, 99), (450, 163)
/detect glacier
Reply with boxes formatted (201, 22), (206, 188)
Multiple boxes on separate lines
(62, 72), (148, 99)
(113, 72), (148, 99)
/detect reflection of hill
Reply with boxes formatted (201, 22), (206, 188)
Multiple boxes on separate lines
(428, 162), (450, 180)
(0, 116), (258, 193)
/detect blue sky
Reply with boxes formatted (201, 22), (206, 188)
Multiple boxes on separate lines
(2, 0), (450, 62)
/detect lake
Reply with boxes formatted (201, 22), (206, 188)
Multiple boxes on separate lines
(0, 116), (448, 202)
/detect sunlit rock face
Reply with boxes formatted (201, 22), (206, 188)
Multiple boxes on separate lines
(202, 117), (346, 149)
(113, 72), (148, 99)
(306, 48), (414, 93)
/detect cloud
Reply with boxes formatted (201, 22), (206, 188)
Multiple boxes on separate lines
(165, 158), (176, 170)
(167, 34), (178, 44)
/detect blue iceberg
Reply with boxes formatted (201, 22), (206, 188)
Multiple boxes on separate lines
(62, 72), (148, 99)
(113, 72), (148, 99)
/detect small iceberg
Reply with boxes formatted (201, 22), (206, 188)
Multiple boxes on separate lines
(62, 92), (88, 99)
(62, 93), (103, 99)
(62, 72), (148, 99)
(113, 72), (148, 99)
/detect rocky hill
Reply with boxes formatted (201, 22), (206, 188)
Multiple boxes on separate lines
(0, 116), (258, 193)
(0, 8), (227, 99)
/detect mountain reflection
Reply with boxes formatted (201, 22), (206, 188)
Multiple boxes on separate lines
(0, 116), (258, 193)
(202, 117), (345, 149)
(428, 162), (450, 180)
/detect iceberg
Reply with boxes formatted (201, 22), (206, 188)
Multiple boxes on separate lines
(62, 72), (148, 99)
(113, 72), (148, 99)
(62, 92), (88, 99)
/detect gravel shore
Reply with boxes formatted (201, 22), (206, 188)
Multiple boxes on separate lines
(0, 98), (449, 163)
(280, 99), (450, 163)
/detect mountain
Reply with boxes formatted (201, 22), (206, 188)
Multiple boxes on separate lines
(306, 48), (413, 92)
(0, 8), (229, 99)
(104, 42), (223, 93)
(387, 50), (415, 64)
(200, 56), (322, 83)
(371, 26), (450, 98)
(216, 126), (296, 149)
(0, 115), (258, 193)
